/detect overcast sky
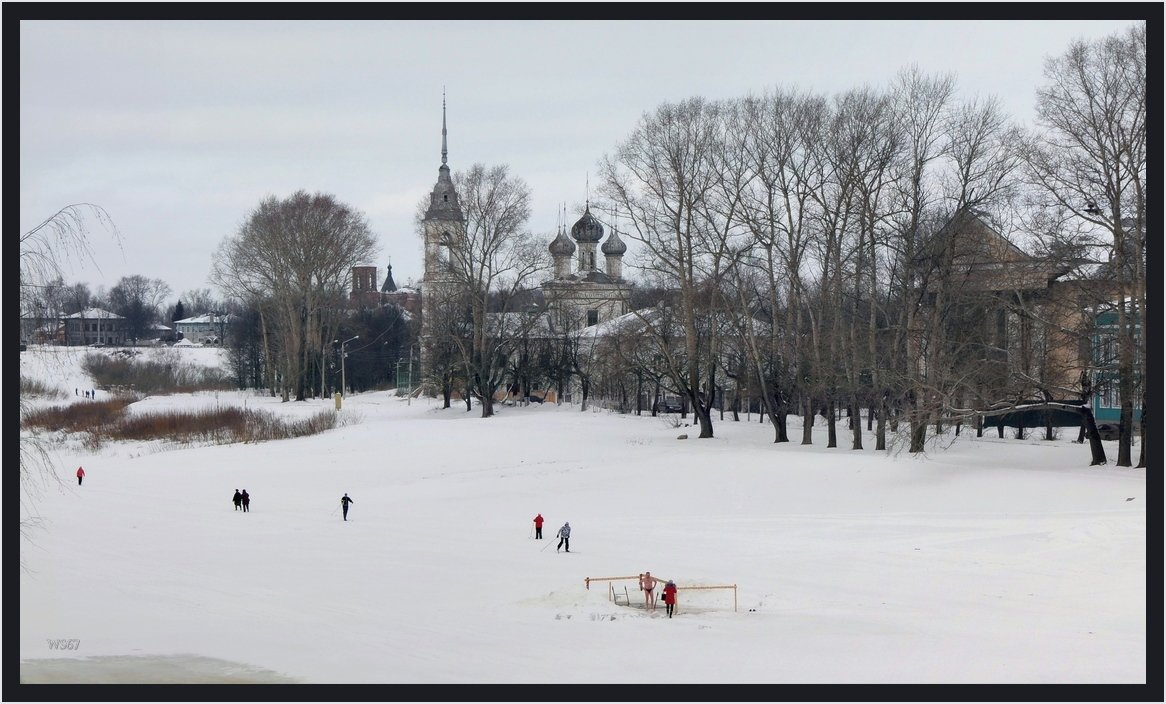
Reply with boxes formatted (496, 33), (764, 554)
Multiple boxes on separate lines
(19, 18), (1143, 304)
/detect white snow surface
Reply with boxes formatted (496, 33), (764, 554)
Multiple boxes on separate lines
(17, 345), (1149, 692)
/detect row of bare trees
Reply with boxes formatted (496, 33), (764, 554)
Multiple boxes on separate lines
(574, 24), (1145, 466)
(202, 26), (1143, 469)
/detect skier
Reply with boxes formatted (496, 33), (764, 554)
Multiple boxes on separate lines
(662, 579), (678, 618)
(240, 489), (250, 512)
(340, 493), (355, 521)
(76, 466), (85, 486)
(232, 489), (242, 511)
(640, 572), (658, 611)
(555, 521), (571, 552)
(533, 512), (544, 539)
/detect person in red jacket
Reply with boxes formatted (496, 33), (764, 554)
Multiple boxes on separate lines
(533, 513), (544, 539)
(76, 466), (85, 486)
(662, 579), (678, 618)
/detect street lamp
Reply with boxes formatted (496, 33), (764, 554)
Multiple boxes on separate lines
(336, 335), (359, 398)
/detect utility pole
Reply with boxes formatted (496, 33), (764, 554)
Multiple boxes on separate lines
(336, 335), (359, 398)
(408, 341), (419, 405)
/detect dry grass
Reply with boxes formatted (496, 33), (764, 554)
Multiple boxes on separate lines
(23, 350), (335, 449)
(22, 400), (337, 449)
(20, 377), (68, 400)
(83, 352), (234, 395)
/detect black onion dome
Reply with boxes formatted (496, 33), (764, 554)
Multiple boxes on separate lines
(549, 230), (576, 256)
(571, 207), (604, 243)
(601, 228), (627, 256)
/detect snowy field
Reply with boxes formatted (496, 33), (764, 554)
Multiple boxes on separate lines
(16, 344), (1151, 695)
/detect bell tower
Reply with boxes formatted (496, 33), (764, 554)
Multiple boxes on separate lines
(419, 90), (465, 384)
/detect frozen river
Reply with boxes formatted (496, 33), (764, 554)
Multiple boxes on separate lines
(19, 654), (300, 683)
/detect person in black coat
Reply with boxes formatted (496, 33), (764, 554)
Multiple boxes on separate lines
(240, 490), (250, 512)
(232, 489), (242, 511)
(340, 493), (355, 521)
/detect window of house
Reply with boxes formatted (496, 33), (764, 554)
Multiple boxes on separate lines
(587, 310), (599, 327)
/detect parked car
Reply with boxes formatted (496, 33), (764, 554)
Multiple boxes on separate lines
(656, 396), (684, 413)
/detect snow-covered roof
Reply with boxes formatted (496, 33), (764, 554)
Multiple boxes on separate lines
(63, 308), (123, 320)
(175, 314), (230, 324)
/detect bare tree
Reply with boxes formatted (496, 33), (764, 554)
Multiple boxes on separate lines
(178, 288), (224, 316)
(1024, 22), (1147, 466)
(440, 164), (547, 417)
(20, 204), (119, 554)
(211, 190), (377, 401)
(108, 274), (173, 344)
(889, 66), (958, 453)
(734, 89), (829, 444)
(601, 97), (750, 438)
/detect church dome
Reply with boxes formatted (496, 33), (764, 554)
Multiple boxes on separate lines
(549, 230), (576, 256)
(571, 207), (604, 243)
(601, 228), (627, 256)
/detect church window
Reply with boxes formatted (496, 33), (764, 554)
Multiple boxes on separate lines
(587, 310), (599, 327)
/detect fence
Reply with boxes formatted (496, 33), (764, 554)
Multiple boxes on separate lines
(585, 575), (737, 613)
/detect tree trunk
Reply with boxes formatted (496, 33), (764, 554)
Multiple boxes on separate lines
(1079, 407), (1107, 466)
(826, 398), (837, 448)
(1135, 398), (1146, 468)
(801, 395), (814, 445)
(850, 399), (863, 450)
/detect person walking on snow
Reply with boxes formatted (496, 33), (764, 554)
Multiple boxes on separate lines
(76, 466), (85, 486)
(232, 489), (242, 510)
(663, 579), (678, 617)
(640, 572), (658, 611)
(340, 493), (355, 521)
(556, 521), (571, 552)
(533, 513), (544, 539)
(240, 489), (250, 512)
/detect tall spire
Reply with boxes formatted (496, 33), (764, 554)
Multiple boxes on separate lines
(441, 87), (448, 166)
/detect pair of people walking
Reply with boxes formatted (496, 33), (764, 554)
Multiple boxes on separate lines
(231, 489), (250, 512)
